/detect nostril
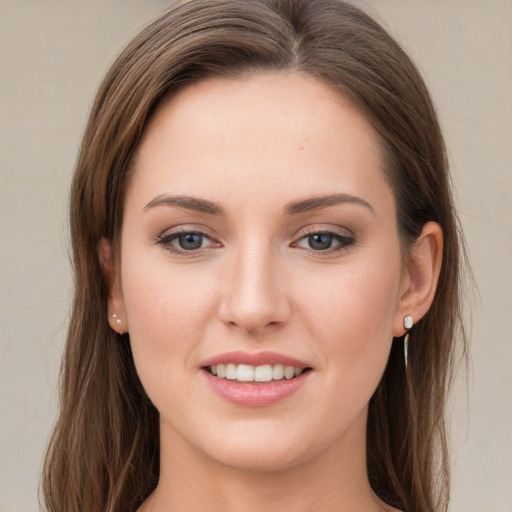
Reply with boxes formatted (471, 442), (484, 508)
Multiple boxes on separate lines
(217, 266), (292, 332)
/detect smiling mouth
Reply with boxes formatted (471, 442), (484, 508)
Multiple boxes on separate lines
(204, 363), (312, 383)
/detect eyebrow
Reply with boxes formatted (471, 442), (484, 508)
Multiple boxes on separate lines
(143, 194), (225, 215)
(142, 192), (374, 216)
(284, 193), (374, 215)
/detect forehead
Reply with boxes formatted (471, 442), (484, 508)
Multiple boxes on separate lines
(128, 72), (393, 217)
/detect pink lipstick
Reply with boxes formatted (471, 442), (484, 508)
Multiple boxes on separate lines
(200, 351), (312, 407)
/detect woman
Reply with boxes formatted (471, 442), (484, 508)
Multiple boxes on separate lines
(43, 1), (468, 511)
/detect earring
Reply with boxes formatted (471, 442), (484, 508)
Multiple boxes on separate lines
(403, 315), (413, 368)
(112, 313), (121, 325)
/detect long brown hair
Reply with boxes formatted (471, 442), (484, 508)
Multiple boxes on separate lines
(42, 1), (468, 511)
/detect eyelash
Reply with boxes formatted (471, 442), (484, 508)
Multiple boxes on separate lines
(292, 229), (355, 254)
(154, 228), (219, 255)
(154, 227), (355, 256)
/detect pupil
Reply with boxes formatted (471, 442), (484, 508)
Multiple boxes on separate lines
(309, 234), (332, 250)
(179, 233), (202, 250)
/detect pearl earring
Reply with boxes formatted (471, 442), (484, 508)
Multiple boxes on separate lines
(403, 315), (413, 368)
(112, 313), (121, 325)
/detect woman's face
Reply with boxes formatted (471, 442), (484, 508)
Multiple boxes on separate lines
(113, 72), (410, 472)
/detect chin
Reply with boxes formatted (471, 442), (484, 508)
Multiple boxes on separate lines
(172, 417), (318, 473)
(207, 440), (312, 474)
(196, 414), (350, 475)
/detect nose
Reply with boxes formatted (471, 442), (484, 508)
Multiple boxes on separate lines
(218, 242), (292, 335)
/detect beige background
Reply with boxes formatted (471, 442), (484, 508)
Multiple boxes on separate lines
(1, 1), (511, 511)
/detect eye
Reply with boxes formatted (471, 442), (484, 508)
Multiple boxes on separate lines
(155, 229), (218, 254)
(306, 233), (335, 251)
(176, 232), (206, 250)
(294, 231), (355, 252)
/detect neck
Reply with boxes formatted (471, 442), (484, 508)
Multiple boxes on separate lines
(141, 411), (394, 512)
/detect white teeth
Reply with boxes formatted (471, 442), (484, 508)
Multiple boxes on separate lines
(272, 364), (284, 380)
(236, 364), (254, 381)
(284, 366), (295, 380)
(254, 364), (272, 382)
(208, 363), (307, 382)
(217, 364), (226, 378)
(226, 363), (237, 380)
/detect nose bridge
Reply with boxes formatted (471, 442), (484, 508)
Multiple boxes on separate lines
(219, 235), (290, 333)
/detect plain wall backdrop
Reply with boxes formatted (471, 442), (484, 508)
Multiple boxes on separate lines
(0, 1), (511, 511)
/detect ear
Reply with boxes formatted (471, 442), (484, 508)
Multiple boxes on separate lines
(393, 222), (443, 336)
(98, 237), (128, 334)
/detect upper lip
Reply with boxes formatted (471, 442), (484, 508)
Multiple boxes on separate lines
(200, 350), (311, 369)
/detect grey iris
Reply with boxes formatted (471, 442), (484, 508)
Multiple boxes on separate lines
(179, 233), (203, 250)
(308, 234), (333, 250)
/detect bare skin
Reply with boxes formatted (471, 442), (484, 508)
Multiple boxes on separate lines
(101, 72), (442, 512)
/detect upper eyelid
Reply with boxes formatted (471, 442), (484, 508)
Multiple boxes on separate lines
(157, 224), (218, 238)
(294, 224), (354, 239)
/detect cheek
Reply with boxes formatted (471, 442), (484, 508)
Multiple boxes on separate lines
(119, 255), (218, 397)
(297, 253), (402, 371)
(124, 268), (213, 333)
(291, 258), (402, 437)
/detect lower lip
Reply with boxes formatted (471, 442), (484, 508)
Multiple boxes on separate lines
(202, 370), (311, 407)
